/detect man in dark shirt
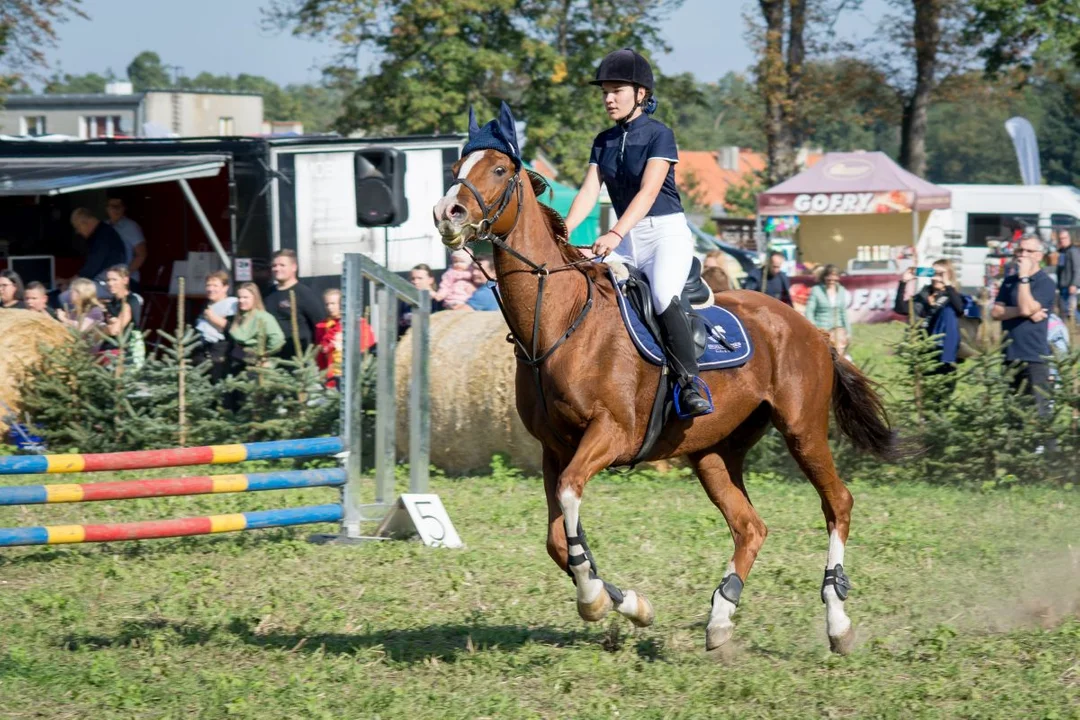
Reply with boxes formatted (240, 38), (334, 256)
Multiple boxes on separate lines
(1055, 229), (1080, 322)
(991, 234), (1056, 422)
(742, 252), (792, 305)
(66, 208), (127, 294)
(263, 249), (325, 358)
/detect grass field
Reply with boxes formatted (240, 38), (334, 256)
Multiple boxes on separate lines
(0, 459), (1076, 719)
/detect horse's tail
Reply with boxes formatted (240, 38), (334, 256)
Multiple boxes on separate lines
(829, 345), (897, 461)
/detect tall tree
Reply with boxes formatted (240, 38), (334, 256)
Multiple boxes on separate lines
(126, 50), (171, 91)
(967, 0), (1080, 75)
(0, 0), (85, 90)
(265, 0), (686, 180)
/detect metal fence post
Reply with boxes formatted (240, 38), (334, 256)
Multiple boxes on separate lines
(374, 285), (398, 504)
(409, 289), (430, 493)
(339, 254), (364, 539)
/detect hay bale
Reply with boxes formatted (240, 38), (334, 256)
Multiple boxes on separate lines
(395, 311), (542, 475)
(0, 310), (70, 431)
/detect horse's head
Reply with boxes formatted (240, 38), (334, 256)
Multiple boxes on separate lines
(434, 102), (523, 250)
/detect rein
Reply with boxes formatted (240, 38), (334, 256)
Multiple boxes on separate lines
(456, 171), (596, 440)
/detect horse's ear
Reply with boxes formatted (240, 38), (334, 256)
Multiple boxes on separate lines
(497, 101), (518, 155)
(468, 106), (480, 139)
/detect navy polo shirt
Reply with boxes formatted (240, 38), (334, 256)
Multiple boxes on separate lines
(995, 270), (1056, 363)
(589, 115), (684, 218)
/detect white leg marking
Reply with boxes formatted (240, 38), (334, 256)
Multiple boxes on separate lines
(708, 561), (738, 631)
(559, 487), (604, 604)
(434, 151), (488, 219)
(824, 529), (851, 638)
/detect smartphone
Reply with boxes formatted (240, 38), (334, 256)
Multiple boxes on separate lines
(915, 266), (935, 278)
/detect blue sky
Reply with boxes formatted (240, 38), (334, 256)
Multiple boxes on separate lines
(43, 0), (885, 87)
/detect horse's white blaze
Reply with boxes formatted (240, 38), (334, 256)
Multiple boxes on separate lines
(434, 151), (488, 224)
(445, 151), (487, 200)
(707, 561), (738, 631)
(559, 487), (604, 604)
(824, 529), (851, 638)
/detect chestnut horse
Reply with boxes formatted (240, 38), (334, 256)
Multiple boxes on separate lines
(433, 147), (894, 654)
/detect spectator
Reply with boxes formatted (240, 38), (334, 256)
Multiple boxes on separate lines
(23, 282), (55, 318)
(455, 256), (499, 312)
(103, 265), (146, 369)
(0, 270), (25, 309)
(399, 263), (444, 336)
(433, 249), (476, 309)
(991, 234), (1056, 424)
(57, 278), (106, 335)
(804, 264), (851, 359)
(194, 271), (238, 383)
(316, 288), (344, 387)
(229, 282), (285, 363)
(65, 209), (127, 295)
(1048, 312), (1070, 389)
(702, 266), (732, 298)
(263, 249), (323, 358)
(105, 197), (148, 289)
(1055, 228), (1080, 323)
(895, 259), (965, 394)
(743, 252), (793, 305)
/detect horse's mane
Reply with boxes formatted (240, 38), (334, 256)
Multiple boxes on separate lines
(523, 169), (600, 275)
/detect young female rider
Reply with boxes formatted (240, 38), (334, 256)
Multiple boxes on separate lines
(565, 48), (711, 417)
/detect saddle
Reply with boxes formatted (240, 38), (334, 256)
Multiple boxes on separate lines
(620, 257), (720, 360)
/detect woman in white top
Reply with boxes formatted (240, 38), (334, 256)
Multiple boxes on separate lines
(195, 270), (238, 382)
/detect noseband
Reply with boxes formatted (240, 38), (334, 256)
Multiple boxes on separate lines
(454, 169), (595, 444)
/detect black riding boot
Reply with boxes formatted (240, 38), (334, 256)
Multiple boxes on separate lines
(657, 299), (712, 418)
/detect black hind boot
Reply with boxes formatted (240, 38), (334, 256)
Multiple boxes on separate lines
(657, 299), (712, 418)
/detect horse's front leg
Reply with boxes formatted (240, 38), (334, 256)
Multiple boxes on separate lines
(546, 419), (654, 627)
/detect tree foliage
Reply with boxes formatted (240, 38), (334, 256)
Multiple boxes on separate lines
(266, 0), (688, 180)
(126, 50), (171, 91)
(0, 0), (85, 90)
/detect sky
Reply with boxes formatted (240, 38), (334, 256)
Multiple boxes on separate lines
(42, 0), (888, 88)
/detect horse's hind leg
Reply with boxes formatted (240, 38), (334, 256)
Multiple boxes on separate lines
(691, 442), (768, 650)
(774, 412), (856, 654)
(550, 418), (654, 627)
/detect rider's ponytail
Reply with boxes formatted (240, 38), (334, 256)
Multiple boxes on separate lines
(643, 95), (658, 115)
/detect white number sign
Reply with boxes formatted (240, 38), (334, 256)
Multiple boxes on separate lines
(376, 494), (462, 548)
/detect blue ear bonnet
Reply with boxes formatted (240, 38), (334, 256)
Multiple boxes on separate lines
(462, 101), (522, 171)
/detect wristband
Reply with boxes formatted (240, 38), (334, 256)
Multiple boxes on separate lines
(1019, 276), (1031, 284)
(610, 229), (623, 241)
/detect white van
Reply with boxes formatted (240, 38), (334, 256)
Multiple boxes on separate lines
(919, 185), (1080, 290)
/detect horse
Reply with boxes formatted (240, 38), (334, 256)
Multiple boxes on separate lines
(433, 120), (895, 655)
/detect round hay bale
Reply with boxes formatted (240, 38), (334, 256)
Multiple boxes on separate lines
(395, 311), (542, 476)
(0, 310), (70, 431)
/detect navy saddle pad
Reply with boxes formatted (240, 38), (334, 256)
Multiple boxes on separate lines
(613, 277), (754, 371)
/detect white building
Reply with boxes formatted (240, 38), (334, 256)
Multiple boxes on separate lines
(1, 82), (264, 139)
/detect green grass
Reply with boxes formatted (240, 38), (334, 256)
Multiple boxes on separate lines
(0, 464), (1076, 719)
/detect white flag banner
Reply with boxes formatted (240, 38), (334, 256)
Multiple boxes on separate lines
(1004, 117), (1041, 186)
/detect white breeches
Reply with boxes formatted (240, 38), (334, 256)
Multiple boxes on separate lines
(608, 212), (694, 313)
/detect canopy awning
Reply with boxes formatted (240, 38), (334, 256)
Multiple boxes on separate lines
(757, 151), (951, 216)
(0, 154), (227, 196)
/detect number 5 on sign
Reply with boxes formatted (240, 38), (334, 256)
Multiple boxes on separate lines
(376, 494), (463, 548)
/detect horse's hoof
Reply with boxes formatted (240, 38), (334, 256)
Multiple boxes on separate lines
(828, 625), (856, 655)
(577, 590), (613, 622)
(705, 622), (734, 651)
(620, 591), (655, 628)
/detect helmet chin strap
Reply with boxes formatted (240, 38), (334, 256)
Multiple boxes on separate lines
(615, 85), (645, 126)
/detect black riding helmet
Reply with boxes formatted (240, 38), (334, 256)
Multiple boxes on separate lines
(591, 48), (654, 90)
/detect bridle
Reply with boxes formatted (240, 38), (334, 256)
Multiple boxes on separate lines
(451, 164), (596, 436)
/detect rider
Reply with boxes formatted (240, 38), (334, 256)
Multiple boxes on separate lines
(565, 48), (712, 417)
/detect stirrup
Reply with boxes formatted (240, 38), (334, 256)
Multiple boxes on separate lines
(674, 376), (713, 419)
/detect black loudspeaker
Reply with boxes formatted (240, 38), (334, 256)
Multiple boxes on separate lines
(354, 147), (408, 227)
